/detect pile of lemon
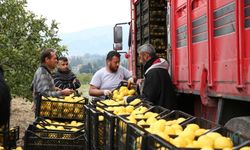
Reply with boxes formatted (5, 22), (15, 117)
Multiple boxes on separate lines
(42, 93), (85, 103)
(36, 119), (83, 132)
(112, 86), (136, 101)
(0, 146), (22, 150)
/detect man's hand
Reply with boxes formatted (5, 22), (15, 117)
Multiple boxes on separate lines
(128, 77), (135, 84)
(136, 79), (144, 85)
(103, 90), (112, 96)
(61, 88), (74, 96)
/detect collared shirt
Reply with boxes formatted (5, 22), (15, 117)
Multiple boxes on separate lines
(32, 65), (61, 103)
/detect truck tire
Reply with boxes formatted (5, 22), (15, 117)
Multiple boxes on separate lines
(224, 116), (250, 139)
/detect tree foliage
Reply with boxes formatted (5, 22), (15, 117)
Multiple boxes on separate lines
(0, 0), (67, 99)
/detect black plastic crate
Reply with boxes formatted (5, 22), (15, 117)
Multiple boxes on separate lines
(89, 107), (105, 150)
(160, 110), (194, 124)
(126, 123), (148, 150)
(36, 96), (87, 121)
(234, 140), (250, 150)
(0, 125), (19, 150)
(115, 115), (133, 150)
(181, 117), (221, 134)
(145, 106), (171, 118)
(104, 111), (117, 150)
(24, 125), (85, 150)
(33, 118), (84, 133)
(84, 104), (92, 150)
(210, 127), (249, 148)
(146, 134), (176, 150)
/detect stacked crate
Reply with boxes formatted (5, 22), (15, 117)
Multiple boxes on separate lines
(24, 95), (88, 150)
(135, 0), (168, 78)
(0, 123), (19, 150)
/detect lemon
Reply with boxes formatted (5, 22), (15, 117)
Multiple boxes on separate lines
(172, 137), (188, 148)
(128, 89), (136, 95)
(125, 105), (134, 113)
(179, 130), (195, 141)
(177, 117), (186, 124)
(197, 135), (214, 148)
(56, 126), (65, 130)
(36, 124), (43, 129)
(146, 117), (157, 125)
(113, 90), (119, 95)
(206, 132), (222, 141)
(70, 128), (79, 132)
(98, 116), (104, 121)
(240, 147), (250, 150)
(164, 126), (175, 135)
(129, 98), (141, 106)
(171, 124), (183, 132)
(185, 123), (200, 132)
(144, 112), (154, 118)
(137, 120), (147, 126)
(157, 132), (170, 141)
(201, 148), (214, 150)
(214, 136), (233, 149)
(195, 128), (207, 136)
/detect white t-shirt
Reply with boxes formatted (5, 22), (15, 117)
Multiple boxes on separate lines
(90, 66), (132, 91)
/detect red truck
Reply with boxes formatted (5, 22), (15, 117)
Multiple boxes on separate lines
(114, 0), (250, 132)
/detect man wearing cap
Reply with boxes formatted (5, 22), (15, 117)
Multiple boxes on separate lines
(89, 50), (133, 98)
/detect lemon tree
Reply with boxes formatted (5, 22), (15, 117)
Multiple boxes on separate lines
(0, 0), (67, 100)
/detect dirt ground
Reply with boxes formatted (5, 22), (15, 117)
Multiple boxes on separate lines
(10, 98), (34, 147)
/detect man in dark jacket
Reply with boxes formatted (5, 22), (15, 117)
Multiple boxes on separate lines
(0, 65), (11, 127)
(137, 44), (177, 110)
(53, 56), (81, 90)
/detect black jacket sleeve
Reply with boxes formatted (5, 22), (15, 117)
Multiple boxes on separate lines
(142, 71), (161, 105)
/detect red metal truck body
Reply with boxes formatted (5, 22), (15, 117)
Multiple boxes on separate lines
(129, 0), (250, 123)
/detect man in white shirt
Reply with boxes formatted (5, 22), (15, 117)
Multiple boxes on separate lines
(89, 51), (133, 98)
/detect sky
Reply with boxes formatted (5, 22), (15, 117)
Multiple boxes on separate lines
(26, 0), (131, 34)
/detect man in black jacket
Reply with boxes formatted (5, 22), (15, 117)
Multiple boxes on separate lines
(0, 65), (11, 127)
(53, 56), (81, 90)
(137, 44), (177, 110)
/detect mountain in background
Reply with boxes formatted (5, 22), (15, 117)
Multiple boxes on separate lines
(59, 25), (129, 56)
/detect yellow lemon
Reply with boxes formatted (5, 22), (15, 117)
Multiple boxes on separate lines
(146, 117), (157, 125)
(195, 128), (207, 136)
(128, 89), (136, 95)
(185, 123), (200, 132)
(240, 147), (250, 150)
(214, 136), (233, 149)
(164, 126), (175, 135)
(172, 137), (188, 148)
(197, 135), (214, 148)
(206, 132), (222, 141)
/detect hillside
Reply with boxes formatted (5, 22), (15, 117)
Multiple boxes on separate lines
(59, 25), (129, 56)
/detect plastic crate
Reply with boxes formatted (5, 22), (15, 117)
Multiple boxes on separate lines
(123, 107), (170, 150)
(145, 106), (171, 118)
(115, 115), (133, 150)
(33, 117), (84, 132)
(210, 127), (249, 148)
(234, 140), (250, 150)
(160, 110), (194, 124)
(146, 125), (249, 150)
(181, 117), (221, 133)
(36, 96), (87, 121)
(146, 134), (176, 150)
(89, 107), (105, 150)
(84, 104), (91, 150)
(0, 125), (19, 150)
(126, 124), (148, 150)
(24, 125), (85, 150)
(104, 111), (117, 150)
